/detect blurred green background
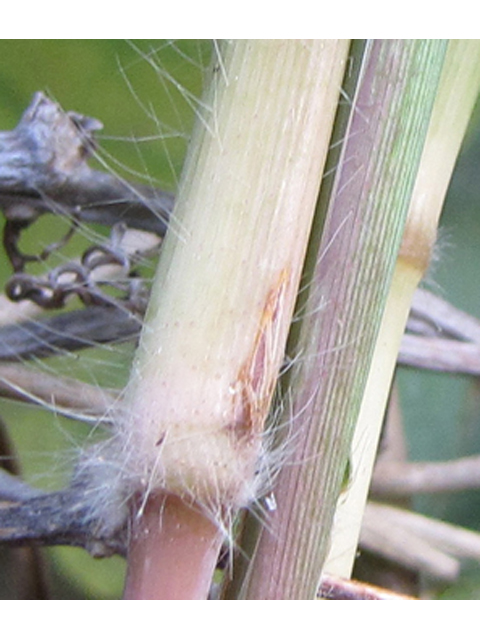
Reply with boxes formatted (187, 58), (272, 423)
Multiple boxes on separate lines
(0, 40), (479, 599)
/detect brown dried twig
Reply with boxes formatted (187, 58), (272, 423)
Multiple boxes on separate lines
(0, 92), (173, 242)
(399, 334), (480, 375)
(318, 573), (414, 600)
(0, 363), (117, 420)
(361, 502), (480, 583)
(400, 288), (480, 375)
(0, 482), (127, 557)
(408, 288), (480, 342)
(372, 454), (480, 497)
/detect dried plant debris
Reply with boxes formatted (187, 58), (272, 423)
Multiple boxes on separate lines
(0, 475), (127, 557)
(318, 573), (414, 600)
(0, 94), (163, 556)
(0, 92), (173, 237)
(0, 307), (141, 362)
(5, 222), (155, 314)
(360, 503), (480, 584)
(0, 93), (164, 366)
(400, 288), (480, 375)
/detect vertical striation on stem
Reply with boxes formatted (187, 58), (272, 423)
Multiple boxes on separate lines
(240, 40), (448, 600)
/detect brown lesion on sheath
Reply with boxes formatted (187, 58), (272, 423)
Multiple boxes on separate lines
(228, 269), (290, 443)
